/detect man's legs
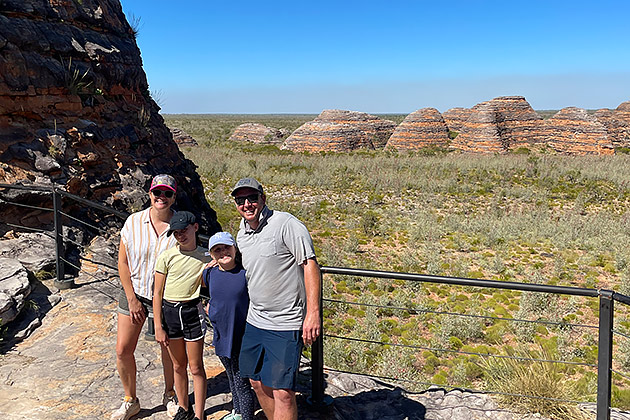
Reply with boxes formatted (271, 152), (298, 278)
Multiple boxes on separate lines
(250, 380), (297, 420)
(115, 313), (144, 399)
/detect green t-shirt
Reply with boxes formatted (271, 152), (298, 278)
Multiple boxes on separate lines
(155, 245), (211, 301)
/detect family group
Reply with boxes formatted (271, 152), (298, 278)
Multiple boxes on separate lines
(111, 174), (321, 420)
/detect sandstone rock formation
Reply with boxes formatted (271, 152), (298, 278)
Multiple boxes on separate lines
(546, 107), (614, 155)
(0, 0), (221, 235)
(450, 96), (544, 154)
(282, 110), (397, 152)
(595, 101), (630, 148)
(229, 123), (286, 145)
(385, 108), (450, 150)
(169, 127), (198, 147)
(0, 258), (31, 325)
(442, 107), (472, 133)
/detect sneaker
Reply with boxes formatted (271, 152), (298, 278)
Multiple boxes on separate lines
(173, 406), (194, 420)
(162, 390), (179, 418)
(110, 396), (140, 420)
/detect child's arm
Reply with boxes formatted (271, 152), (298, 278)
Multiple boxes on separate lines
(153, 271), (168, 346)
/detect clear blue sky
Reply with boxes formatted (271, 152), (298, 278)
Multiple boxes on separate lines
(120, 0), (630, 114)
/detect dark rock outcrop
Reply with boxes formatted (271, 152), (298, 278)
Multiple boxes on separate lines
(282, 110), (397, 152)
(385, 108), (450, 150)
(451, 96), (544, 154)
(546, 107), (614, 155)
(0, 0), (220, 235)
(169, 127), (198, 147)
(229, 123), (286, 145)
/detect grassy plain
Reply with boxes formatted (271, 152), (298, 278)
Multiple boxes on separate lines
(165, 114), (630, 415)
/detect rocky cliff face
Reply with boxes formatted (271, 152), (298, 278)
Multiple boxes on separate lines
(282, 109), (397, 152)
(229, 123), (287, 145)
(450, 96), (543, 154)
(546, 107), (614, 155)
(0, 0), (220, 234)
(385, 108), (450, 150)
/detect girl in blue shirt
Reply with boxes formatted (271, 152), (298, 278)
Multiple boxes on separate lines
(203, 232), (254, 420)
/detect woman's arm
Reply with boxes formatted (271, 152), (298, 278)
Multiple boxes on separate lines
(118, 239), (145, 325)
(153, 271), (169, 347)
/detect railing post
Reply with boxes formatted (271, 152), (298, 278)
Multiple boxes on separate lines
(310, 270), (325, 405)
(52, 188), (73, 290)
(597, 290), (613, 420)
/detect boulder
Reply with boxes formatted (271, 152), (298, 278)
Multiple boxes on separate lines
(385, 108), (450, 150)
(0, 0), (221, 236)
(0, 232), (56, 274)
(169, 127), (198, 147)
(546, 107), (614, 155)
(0, 258), (31, 325)
(282, 109), (397, 152)
(228, 123), (286, 145)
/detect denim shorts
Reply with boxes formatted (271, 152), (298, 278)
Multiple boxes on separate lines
(161, 298), (206, 341)
(117, 289), (153, 318)
(239, 322), (303, 390)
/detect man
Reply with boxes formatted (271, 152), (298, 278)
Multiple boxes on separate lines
(232, 177), (321, 420)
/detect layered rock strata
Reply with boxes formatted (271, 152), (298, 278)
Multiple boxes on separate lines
(0, 0), (220, 235)
(442, 107), (472, 133)
(169, 127), (198, 147)
(229, 123), (286, 145)
(385, 108), (450, 150)
(451, 96), (544, 154)
(546, 107), (614, 155)
(595, 102), (630, 148)
(282, 109), (397, 152)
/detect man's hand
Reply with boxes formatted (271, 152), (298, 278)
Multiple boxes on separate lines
(128, 296), (146, 325)
(302, 310), (321, 346)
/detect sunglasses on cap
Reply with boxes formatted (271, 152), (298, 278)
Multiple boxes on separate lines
(234, 193), (260, 206)
(152, 189), (174, 198)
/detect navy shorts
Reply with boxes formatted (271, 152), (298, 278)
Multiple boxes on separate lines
(161, 299), (207, 341)
(239, 322), (303, 390)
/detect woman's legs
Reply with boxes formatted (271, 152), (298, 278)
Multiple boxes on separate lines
(167, 338), (189, 411)
(186, 338), (206, 419)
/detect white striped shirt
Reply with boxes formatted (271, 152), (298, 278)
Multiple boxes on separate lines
(120, 208), (178, 299)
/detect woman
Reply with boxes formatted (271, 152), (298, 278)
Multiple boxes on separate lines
(111, 174), (180, 420)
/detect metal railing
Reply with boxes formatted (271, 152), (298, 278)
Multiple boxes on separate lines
(310, 267), (630, 420)
(2, 182), (629, 419)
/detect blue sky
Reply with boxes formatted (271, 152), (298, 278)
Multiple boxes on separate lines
(120, 0), (630, 114)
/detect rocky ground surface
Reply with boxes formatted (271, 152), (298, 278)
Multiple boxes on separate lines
(1, 267), (629, 420)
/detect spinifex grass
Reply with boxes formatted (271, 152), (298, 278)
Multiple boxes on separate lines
(167, 114), (630, 410)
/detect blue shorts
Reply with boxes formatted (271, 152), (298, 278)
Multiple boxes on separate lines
(239, 322), (303, 390)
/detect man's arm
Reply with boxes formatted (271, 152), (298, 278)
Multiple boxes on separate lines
(118, 239), (146, 325)
(301, 257), (321, 346)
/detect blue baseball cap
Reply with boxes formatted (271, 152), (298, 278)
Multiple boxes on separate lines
(206, 231), (236, 255)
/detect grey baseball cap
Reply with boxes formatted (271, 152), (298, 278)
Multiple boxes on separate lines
(231, 177), (264, 196)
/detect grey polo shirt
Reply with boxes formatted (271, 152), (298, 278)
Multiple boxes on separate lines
(237, 206), (316, 330)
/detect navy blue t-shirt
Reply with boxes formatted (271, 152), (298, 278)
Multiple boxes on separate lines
(202, 265), (249, 357)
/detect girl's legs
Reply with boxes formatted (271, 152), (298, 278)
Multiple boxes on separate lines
(220, 351), (255, 420)
(167, 338), (190, 411)
(186, 338), (206, 420)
